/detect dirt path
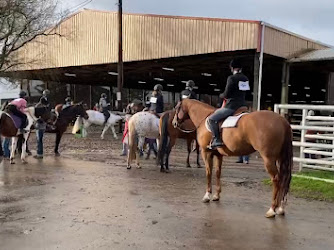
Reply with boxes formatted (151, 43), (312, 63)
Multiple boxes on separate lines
(0, 132), (333, 249)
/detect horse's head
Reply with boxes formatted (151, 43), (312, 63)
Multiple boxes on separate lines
(172, 101), (189, 128)
(73, 103), (89, 119)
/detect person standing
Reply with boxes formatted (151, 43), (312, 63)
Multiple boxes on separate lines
(33, 89), (50, 159)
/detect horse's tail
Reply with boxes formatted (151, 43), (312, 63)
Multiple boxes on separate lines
(276, 122), (293, 206)
(127, 120), (137, 164)
(157, 112), (169, 165)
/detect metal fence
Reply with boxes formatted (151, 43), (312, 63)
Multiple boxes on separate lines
(274, 104), (334, 172)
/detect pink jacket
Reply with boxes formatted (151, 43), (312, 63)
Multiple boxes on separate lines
(10, 98), (27, 113)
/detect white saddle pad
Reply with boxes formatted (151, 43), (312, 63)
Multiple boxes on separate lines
(205, 113), (248, 132)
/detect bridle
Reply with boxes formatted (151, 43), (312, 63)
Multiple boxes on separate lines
(173, 101), (212, 133)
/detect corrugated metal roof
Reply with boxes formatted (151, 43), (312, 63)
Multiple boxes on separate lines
(289, 49), (334, 62)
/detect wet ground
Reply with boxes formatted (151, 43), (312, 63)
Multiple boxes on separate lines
(0, 131), (333, 250)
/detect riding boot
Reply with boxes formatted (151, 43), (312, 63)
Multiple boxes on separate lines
(208, 120), (223, 149)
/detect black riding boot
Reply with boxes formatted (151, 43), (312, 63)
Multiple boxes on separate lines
(208, 120), (223, 149)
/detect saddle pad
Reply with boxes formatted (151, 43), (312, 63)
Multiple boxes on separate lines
(205, 113), (248, 132)
(9, 114), (22, 129)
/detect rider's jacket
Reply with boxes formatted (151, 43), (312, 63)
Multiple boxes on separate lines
(149, 93), (164, 113)
(180, 89), (197, 100)
(220, 72), (249, 110)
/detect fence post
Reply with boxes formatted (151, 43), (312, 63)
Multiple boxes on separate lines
(299, 109), (308, 171)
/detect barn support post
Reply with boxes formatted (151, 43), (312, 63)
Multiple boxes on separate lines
(116, 0), (124, 111)
(280, 62), (290, 104)
(327, 73), (334, 105)
(253, 53), (260, 111)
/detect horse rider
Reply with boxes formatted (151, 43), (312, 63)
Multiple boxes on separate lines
(180, 80), (197, 100)
(207, 59), (250, 149)
(149, 84), (164, 115)
(8, 90), (28, 133)
(63, 97), (72, 110)
(99, 93), (110, 124)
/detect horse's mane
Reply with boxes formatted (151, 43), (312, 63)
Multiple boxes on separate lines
(184, 99), (215, 112)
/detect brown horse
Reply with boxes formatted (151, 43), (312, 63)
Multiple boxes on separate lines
(172, 99), (292, 218)
(158, 110), (200, 172)
(51, 104), (89, 156)
(0, 106), (51, 164)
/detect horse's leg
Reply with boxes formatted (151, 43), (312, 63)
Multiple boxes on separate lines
(20, 133), (28, 164)
(212, 155), (223, 201)
(136, 137), (145, 169)
(55, 131), (62, 156)
(10, 137), (18, 164)
(101, 124), (109, 140)
(186, 137), (192, 168)
(196, 141), (201, 168)
(0, 136), (3, 157)
(110, 125), (118, 139)
(201, 150), (213, 202)
(164, 137), (174, 173)
(263, 157), (280, 218)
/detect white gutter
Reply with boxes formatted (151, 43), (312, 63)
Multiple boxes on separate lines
(257, 22), (265, 111)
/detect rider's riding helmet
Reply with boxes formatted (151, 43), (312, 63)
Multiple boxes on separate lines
(19, 90), (27, 98)
(101, 93), (107, 98)
(153, 84), (163, 92)
(65, 97), (72, 103)
(43, 89), (50, 96)
(186, 80), (195, 89)
(229, 58), (242, 69)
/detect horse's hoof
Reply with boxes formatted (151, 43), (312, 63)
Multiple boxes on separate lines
(10, 159), (15, 164)
(127, 165), (131, 169)
(212, 194), (220, 201)
(136, 165), (141, 169)
(265, 207), (276, 218)
(202, 192), (211, 203)
(160, 168), (165, 173)
(277, 207), (285, 216)
(165, 169), (170, 173)
(21, 160), (28, 164)
(55, 153), (60, 157)
(186, 165), (191, 168)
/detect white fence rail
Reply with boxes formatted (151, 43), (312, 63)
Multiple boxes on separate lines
(274, 104), (334, 172)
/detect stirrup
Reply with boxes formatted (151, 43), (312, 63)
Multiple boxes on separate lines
(207, 140), (223, 150)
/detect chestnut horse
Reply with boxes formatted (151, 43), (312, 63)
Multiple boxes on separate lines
(52, 104), (89, 156)
(158, 110), (200, 172)
(172, 99), (292, 218)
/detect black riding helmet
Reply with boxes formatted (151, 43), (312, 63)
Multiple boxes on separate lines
(65, 97), (72, 102)
(101, 93), (107, 98)
(19, 90), (27, 98)
(229, 58), (242, 69)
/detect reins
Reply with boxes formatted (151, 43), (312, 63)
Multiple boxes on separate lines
(175, 105), (213, 133)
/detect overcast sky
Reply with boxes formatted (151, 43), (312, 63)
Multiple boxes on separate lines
(65, 0), (334, 46)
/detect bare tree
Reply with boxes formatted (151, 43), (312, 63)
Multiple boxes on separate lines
(0, 0), (65, 73)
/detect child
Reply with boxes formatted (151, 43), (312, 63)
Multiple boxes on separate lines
(120, 115), (130, 156)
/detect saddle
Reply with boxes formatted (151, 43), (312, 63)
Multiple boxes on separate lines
(218, 106), (248, 128)
(205, 106), (249, 133)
